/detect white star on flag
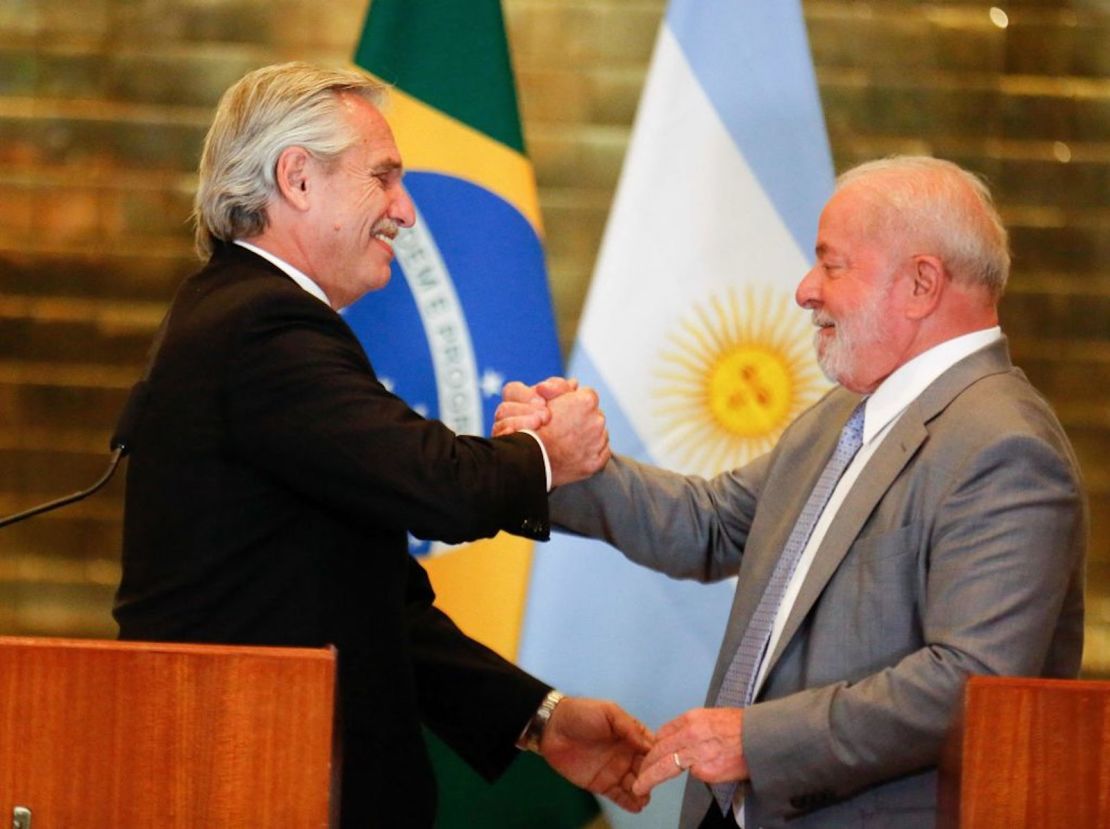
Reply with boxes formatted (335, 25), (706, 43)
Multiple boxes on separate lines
(479, 368), (505, 398)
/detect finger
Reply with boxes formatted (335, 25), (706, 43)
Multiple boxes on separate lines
(492, 414), (547, 436)
(606, 769), (650, 814)
(494, 400), (549, 422)
(597, 445), (613, 470)
(606, 705), (655, 752)
(632, 751), (683, 797)
(606, 783), (649, 814)
(637, 719), (698, 776)
(535, 376), (578, 400)
(567, 387), (598, 412)
(501, 380), (538, 403)
(639, 736), (683, 774)
(604, 789), (643, 813)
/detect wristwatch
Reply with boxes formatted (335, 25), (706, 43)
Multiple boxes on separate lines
(518, 689), (566, 753)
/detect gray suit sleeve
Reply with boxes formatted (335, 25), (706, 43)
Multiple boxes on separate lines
(549, 453), (770, 582)
(742, 429), (1086, 808)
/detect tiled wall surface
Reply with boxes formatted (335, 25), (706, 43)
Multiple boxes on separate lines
(1, 0), (1107, 674)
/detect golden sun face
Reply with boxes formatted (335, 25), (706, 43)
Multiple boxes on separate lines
(653, 286), (827, 477)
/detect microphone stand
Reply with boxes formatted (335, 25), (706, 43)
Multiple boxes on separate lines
(0, 380), (147, 530)
(0, 447), (126, 530)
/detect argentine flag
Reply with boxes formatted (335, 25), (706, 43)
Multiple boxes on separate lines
(518, 2), (835, 825)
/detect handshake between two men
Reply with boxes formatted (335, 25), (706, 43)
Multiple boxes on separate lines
(495, 377), (753, 811)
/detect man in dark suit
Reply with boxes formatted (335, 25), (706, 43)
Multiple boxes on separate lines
(114, 62), (651, 828)
(496, 157), (1087, 828)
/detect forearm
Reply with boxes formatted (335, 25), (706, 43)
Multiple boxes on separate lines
(549, 454), (761, 582)
(408, 596), (550, 779)
(743, 647), (963, 804)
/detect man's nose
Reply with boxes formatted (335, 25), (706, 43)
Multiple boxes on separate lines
(392, 186), (416, 228)
(795, 265), (821, 309)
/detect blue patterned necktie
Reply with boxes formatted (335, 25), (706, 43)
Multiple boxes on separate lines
(710, 401), (866, 814)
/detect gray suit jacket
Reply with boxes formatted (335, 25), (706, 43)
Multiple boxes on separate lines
(550, 338), (1086, 828)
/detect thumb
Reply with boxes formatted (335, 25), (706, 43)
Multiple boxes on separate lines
(607, 704), (655, 752)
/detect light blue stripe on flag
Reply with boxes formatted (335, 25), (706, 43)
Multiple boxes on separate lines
(667, 1), (833, 253)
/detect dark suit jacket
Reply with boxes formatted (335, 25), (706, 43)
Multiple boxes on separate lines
(551, 339), (1087, 828)
(115, 243), (552, 828)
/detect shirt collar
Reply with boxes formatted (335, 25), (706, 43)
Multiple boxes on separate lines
(233, 240), (333, 308)
(861, 326), (1003, 444)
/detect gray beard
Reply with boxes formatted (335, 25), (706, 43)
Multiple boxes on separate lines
(812, 288), (893, 386)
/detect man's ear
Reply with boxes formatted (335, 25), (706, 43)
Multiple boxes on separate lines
(905, 254), (945, 319)
(274, 147), (313, 211)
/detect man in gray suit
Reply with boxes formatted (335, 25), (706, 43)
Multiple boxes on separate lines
(496, 157), (1087, 828)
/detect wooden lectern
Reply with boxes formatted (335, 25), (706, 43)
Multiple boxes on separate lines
(0, 636), (338, 828)
(938, 675), (1110, 828)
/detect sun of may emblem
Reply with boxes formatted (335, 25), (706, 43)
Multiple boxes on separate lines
(653, 286), (826, 477)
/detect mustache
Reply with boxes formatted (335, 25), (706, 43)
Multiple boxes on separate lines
(812, 311), (836, 327)
(372, 219), (399, 239)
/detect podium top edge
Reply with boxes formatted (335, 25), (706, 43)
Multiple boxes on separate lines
(967, 674), (1110, 692)
(0, 635), (337, 662)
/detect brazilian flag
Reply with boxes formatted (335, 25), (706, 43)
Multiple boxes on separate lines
(350, 2), (600, 827)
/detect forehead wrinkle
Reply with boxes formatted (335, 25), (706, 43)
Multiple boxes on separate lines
(371, 157), (403, 175)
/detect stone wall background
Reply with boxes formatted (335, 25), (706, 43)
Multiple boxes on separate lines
(0, 0), (1107, 675)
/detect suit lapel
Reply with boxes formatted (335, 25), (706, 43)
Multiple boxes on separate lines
(764, 415), (927, 671)
(706, 392), (859, 696)
(760, 339), (1016, 678)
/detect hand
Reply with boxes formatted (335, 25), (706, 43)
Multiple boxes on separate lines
(493, 377), (579, 437)
(537, 387), (610, 486)
(633, 707), (748, 797)
(541, 697), (655, 813)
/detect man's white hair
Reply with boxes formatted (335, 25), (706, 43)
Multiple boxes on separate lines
(837, 156), (1011, 298)
(193, 62), (387, 258)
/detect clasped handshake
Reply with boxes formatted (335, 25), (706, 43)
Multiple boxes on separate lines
(493, 376), (611, 487)
(494, 379), (750, 812)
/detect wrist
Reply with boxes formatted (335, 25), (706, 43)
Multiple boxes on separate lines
(516, 689), (565, 753)
(519, 429), (553, 492)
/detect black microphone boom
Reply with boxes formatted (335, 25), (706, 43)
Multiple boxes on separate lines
(0, 381), (148, 530)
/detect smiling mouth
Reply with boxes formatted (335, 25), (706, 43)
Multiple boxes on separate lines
(371, 227), (398, 259)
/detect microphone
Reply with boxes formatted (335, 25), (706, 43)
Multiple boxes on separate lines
(0, 380), (148, 530)
(110, 379), (149, 455)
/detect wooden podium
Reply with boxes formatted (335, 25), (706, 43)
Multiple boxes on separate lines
(0, 637), (338, 828)
(938, 675), (1110, 828)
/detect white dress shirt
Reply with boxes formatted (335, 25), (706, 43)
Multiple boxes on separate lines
(234, 240), (332, 306)
(734, 326), (1003, 826)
